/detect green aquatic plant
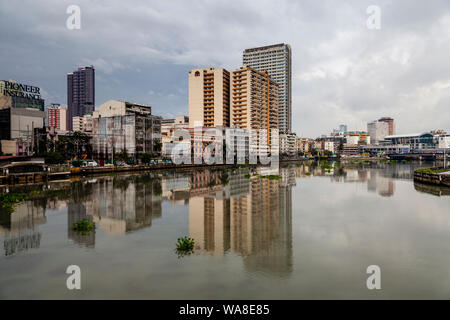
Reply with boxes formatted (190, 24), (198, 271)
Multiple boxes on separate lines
(0, 193), (30, 213)
(72, 219), (95, 233)
(320, 164), (333, 170)
(416, 168), (449, 174)
(176, 236), (195, 257)
(258, 175), (282, 180)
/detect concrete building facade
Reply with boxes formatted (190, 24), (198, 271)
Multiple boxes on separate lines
(48, 105), (67, 131)
(0, 80), (45, 155)
(368, 120), (390, 145)
(92, 100), (161, 161)
(378, 117), (395, 136)
(230, 66), (279, 152)
(243, 43), (292, 133)
(188, 68), (230, 128)
(73, 114), (93, 133)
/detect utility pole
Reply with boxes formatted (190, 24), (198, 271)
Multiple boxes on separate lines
(444, 149), (447, 169)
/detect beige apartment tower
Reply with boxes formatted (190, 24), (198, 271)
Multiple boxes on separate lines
(230, 67), (279, 145)
(188, 68), (230, 128)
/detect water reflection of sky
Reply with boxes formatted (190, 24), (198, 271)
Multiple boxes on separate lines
(0, 163), (450, 299)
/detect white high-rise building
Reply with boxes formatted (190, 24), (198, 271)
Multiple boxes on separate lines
(367, 120), (390, 145)
(243, 43), (292, 133)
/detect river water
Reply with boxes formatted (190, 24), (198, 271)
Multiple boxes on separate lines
(1, 162), (449, 299)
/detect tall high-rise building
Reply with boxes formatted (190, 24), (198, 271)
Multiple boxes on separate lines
(243, 43), (292, 133)
(230, 67), (278, 139)
(378, 117), (395, 136)
(188, 68), (230, 128)
(67, 66), (95, 131)
(367, 120), (390, 145)
(47, 105), (67, 131)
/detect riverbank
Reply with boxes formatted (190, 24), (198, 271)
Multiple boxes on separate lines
(0, 157), (427, 186)
(413, 167), (450, 187)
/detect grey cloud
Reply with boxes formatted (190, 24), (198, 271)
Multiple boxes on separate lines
(0, 0), (449, 136)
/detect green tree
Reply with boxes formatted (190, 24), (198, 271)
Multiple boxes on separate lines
(154, 140), (162, 153)
(43, 152), (65, 164)
(56, 131), (92, 159)
(140, 152), (152, 164)
(115, 149), (129, 162)
(323, 150), (333, 157)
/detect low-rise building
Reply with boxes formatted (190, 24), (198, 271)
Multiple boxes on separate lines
(296, 137), (311, 154)
(280, 133), (296, 156)
(344, 131), (370, 145)
(324, 141), (334, 153)
(73, 114), (93, 133)
(92, 100), (161, 162)
(342, 144), (359, 156)
(161, 116), (189, 156)
(382, 131), (450, 152)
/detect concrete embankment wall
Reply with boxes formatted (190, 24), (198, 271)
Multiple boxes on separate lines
(413, 168), (450, 187)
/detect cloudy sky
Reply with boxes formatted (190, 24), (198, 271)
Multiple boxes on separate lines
(1, 0), (449, 137)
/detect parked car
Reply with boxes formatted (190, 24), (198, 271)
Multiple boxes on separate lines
(83, 160), (98, 167)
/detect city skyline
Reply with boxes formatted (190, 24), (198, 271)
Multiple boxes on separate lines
(1, 0), (450, 138)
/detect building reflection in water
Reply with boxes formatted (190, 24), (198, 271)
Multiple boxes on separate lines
(68, 203), (95, 247)
(88, 176), (162, 236)
(294, 162), (403, 197)
(189, 167), (294, 277)
(0, 202), (45, 256)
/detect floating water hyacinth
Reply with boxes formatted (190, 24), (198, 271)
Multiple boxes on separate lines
(175, 236), (195, 258)
(72, 219), (95, 234)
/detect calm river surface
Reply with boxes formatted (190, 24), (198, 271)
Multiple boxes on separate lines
(1, 162), (450, 299)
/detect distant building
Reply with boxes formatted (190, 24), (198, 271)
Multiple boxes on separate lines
(346, 135), (360, 145)
(92, 100), (161, 162)
(361, 131), (450, 155)
(383, 132), (447, 151)
(47, 105), (67, 131)
(378, 117), (395, 136)
(188, 68), (230, 128)
(280, 133), (296, 156)
(230, 66), (279, 154)
(342, 144), (360, 156)
(344, 131), (370, 145)
(243, 43), (292, 133)
(332, 124), (348, 136)
(73, 114), (93, 133)
(0, 80), (45, 156)
(324, 141), (335, 153)
(296, 137), (311, 154)
(161, 116), (189, 156)
(67, 66), (95, 131)
(33, 126), (70, 155)
(368, 120), (390, 145)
